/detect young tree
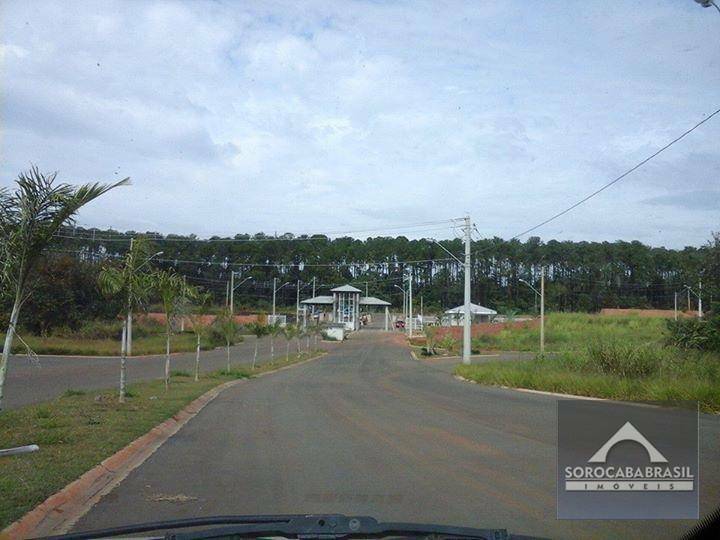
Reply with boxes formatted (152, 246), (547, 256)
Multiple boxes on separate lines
(186, 291), (211, 382)
(98, 238), (154, 402)
(268, 322), (282, 360)
(283, 324), (295, 361)
(0, 167), (128, 410)
(215, 307), (238, 372)
(153, 270), (196, 389)
(246, 321), (269, 370)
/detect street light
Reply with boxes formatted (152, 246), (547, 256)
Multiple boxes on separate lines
(394, 284), (407, 328)
(695, 0), (720, 14)
(272, 278), (291, 318)
(229, 274), (253, 315)
(518, 274), (545, 354)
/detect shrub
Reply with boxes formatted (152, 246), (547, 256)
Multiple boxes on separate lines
(666, 317), (720, 352)
(584, 341), (663, 378)
(438, 334), (459, 354)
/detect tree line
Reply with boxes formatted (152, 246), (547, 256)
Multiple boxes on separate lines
(46, 226), (718, 318)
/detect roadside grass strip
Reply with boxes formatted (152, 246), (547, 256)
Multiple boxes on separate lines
(0, 350), (323, 529)
(455, 347), (720, 414)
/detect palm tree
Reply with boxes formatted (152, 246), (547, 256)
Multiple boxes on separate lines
(246, 321), (269, 370)
(215, 307), (238, 372)
(268, 322), (282, 361)
(153, 269), (197, 389)
(98, 237), (155, 402)
(0, 167), (128, 410)
(187, 291), (211, 382)
(283, 325), (295, 362)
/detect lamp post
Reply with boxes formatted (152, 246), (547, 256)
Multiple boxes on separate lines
(229, 274), (253, 315)
(519, 274), (544, 354)
(394, 284), (406, 329)
(272, 278), (291, 320)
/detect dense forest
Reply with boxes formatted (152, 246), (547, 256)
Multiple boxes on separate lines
(7, 226), (715, 334)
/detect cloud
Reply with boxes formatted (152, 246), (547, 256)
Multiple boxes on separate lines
(0, 0), (718, 248)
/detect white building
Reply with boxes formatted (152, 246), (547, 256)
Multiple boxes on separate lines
(441, 303), (497, 325)
(301, 284), (392, 331)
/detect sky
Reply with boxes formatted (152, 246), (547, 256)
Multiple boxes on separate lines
(1, 0), (719, 248)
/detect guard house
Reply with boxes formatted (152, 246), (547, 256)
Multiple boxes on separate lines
(301, 284), (392, 331)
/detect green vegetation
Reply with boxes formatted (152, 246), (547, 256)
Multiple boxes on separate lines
(470, 313), (666, 352)
(0, 332), (226, 356)
(666, 315), (720, 352)
(0, 349), (323, 529)
(456, 343), (720, 413)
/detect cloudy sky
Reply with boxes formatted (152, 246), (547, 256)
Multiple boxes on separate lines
(1, 0), (718, 247)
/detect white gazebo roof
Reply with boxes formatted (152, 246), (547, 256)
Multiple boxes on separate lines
(360, 296), (392, 306)
(444, 303), (497, 315)
(331, 284), (362, 293)
(300, 295), (334, 305)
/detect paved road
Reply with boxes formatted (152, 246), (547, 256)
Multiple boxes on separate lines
(2, 335), (329, 409)
(72, 331), (719, 539)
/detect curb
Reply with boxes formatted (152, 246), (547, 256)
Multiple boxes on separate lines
(1, 352), (327, 539)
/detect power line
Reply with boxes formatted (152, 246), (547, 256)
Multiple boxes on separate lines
(510, 107), (720, 240)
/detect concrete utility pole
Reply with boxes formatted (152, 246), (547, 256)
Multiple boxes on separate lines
(407, 269), (413, 337)
(230, 271), (235, 314)
(540, 267), (545, 355)
(462, 215), (472, 365)
(699, 279), (703, 318)
(674, 291), (678, 321)
(127, 237), (133, 357)
(296, 279), (300, 325)
(272, 277), (277, 317)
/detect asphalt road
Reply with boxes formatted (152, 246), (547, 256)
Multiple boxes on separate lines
(2, 335), (328, 409)
(72, 331), (719, 540)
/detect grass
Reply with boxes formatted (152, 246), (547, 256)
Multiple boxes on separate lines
(1, 333), (226, 356)
(0, 349), (323, 529)
(470, 312), (666, 352)
(456, 343), (720, 413)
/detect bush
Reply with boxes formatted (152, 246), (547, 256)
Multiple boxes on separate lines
(583, 341), (664, 378)
(666, 317), (720, 352)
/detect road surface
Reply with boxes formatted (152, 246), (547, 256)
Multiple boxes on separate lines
(72, 331), (719, 539)
(2, 335), (330, 409)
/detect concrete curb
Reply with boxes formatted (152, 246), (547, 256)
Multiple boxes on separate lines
(1, 352), (327, 539)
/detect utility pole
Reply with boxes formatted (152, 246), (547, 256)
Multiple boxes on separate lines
(540, 266), (545, 355)
(127, 237), (133, 357)
(407, 269), (413, 337)
(674, 291), (678, 321)
(296, 279), (300, 325)
(687, 288), (691, 312)
(272, 277), (277, 317)
(365, 282), (368, 297)
(699, 279), (703, 318)
(462, 215), (472, 365)
(230, 271), (235, 315)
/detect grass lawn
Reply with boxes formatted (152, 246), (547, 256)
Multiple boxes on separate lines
(0, 350), (322, 529)
(1, 333), (231, 356)
(456, 345), (720, 414)
(471, 312), (666, 352)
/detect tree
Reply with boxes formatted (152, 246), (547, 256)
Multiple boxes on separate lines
(268, 322), (282, 360)
(0, 167), (128, 410)
(283, 324), (296, 361)
(215, 307), (238, 372)
(187, 291), (211, 381)
(98, 237), (154, 402)
(246, 321), (269, 370)
(153, 269), (196, 389)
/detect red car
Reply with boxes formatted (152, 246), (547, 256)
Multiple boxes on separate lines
(394, 320), (405, 329)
